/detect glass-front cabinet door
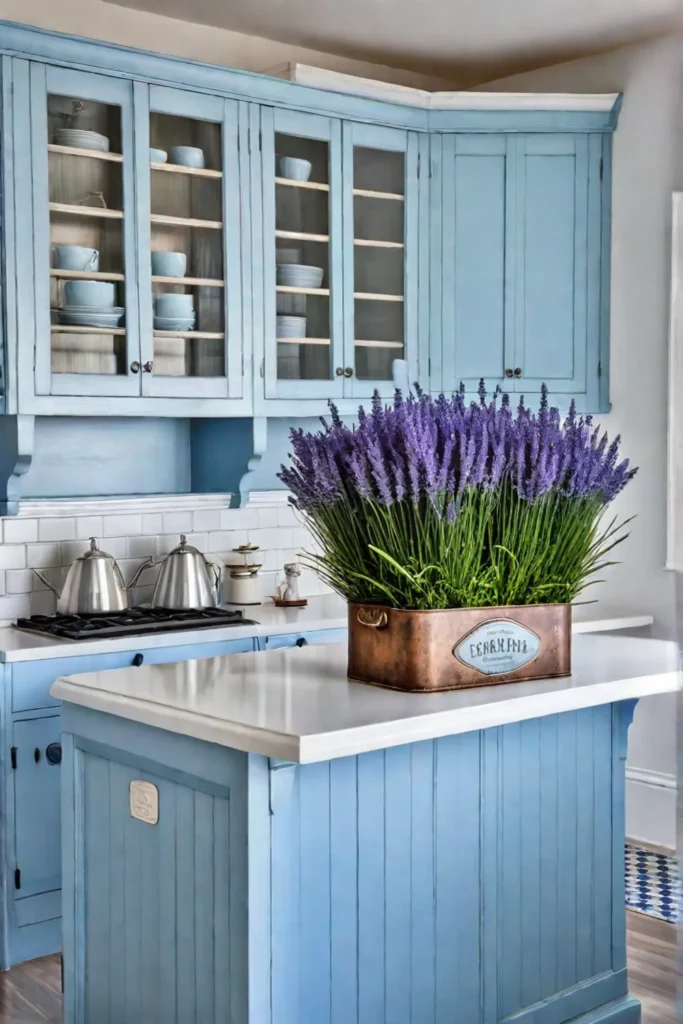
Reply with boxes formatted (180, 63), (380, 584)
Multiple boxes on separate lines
(136, 85), (242, 400)
(342, 123), (418, 399)
(261, 108), (344, 400)
(30, 65), (140, 397)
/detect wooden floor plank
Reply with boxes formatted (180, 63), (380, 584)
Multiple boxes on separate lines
(0, 911), (674, 1022)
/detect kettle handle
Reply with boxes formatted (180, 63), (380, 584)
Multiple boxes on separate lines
(204, 555), (223, 591)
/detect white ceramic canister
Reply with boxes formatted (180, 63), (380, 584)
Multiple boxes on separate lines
(225, 567), (262, 605)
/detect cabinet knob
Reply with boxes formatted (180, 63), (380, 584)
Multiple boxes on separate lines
(130, 361), (140, 374)
(143, 361), (154, 373)
(132, 653), (144, 667)
(504, 368), (514, 378)
(513, 367), (522, 378)
(343, 367), (353, 378)
(46, 742), (62, 766)
(335, 367), (344, 376)
(295, 637), (308, 647)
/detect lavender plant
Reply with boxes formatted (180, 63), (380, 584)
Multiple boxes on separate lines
(279, 384), (637, 610)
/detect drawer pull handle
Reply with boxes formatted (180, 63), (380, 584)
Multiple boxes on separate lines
(34, 747), (41, 763)
(295, 637), (308, 647)
(357, 607), (388, 629)
(132, 653), (144, 667)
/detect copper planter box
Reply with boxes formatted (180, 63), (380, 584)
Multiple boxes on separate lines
(348, 602), (571, 692)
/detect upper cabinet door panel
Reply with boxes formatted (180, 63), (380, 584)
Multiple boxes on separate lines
(512, 134), (592, 394)
(135, 84), (243, 401)
(30, 64), (141, 398)
(442, 134), (513, 395)
(342, 122), (419, 400)
(261, 106), (345, 401)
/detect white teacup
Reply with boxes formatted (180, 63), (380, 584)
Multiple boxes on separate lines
(53, 245), (99, 272)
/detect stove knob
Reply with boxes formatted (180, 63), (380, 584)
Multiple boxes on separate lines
(132, 653), (144, 667)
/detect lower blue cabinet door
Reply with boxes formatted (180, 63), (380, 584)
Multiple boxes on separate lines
(14, 716), (62, 900)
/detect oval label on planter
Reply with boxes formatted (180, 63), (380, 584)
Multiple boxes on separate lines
(453, 619), (541, 676)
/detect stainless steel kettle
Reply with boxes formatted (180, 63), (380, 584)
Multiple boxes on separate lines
(151, 535), (222, 610)
(32, 538), (154, 615)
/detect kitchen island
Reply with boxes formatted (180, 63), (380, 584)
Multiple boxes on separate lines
(54, 633), (679, 1024)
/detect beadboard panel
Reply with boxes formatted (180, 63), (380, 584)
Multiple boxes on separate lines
(268, 706), (625, 1024)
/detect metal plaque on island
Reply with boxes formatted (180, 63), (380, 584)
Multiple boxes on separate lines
(454, 619), (541, 675)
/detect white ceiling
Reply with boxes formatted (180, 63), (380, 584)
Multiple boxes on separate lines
(108, 0), (679, 82)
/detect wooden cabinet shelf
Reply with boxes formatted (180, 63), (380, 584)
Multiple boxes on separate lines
(354, 292), (404, 302)
(276, 230), (330, 243)
(48, 144), (123, 163)
(151, 162), (222, 179)
(355, 339), (404, 349)
(51, 324), (126, 336)
(50, 269), (125, 281)
(275, 177), (329, 192)
(353, 188), (404, 201)
(49, 203), (123, 220)
(151, 276), (224, 287)
(276, 285), (330, 296)
(150, 214), (223, 230)
(153, 330), (225, 339)
(354, 239), (404, 249)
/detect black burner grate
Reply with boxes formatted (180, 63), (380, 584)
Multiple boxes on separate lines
(16, 607), (257, 641)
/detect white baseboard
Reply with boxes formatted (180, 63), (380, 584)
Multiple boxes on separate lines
(625, 767), (676, 852)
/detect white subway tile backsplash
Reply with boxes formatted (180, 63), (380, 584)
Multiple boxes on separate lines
(220, 509), (253, 530)
(39, 518), (76, 542)
(0, 545), (26, 570)
(142, 513), (163, 534)
(103, 514), (143, 537)
(163, 512), (193, 535)
(1, 495), (324, 606)
(193, 509), (221, 532)
(76, 516), (104, 540)
(127, 536), (159, 559)
(6, 569), (39, 595)
(26, 543), (61, 568)
(4, 518), (38, 544)
(0, 595), (31, 620)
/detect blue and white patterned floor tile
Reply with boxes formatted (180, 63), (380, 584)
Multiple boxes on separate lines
(625, 843), (681, 923)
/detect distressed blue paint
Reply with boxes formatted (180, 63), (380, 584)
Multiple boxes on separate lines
(60, 703), (638, 1023)
(2, 627), (342, 969)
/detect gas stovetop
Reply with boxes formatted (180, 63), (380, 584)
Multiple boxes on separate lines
(15, 607), (258, 642)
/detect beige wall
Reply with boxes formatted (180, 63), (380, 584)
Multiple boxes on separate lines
(0, 0), (456, 88)
(482, 35), (683, 847)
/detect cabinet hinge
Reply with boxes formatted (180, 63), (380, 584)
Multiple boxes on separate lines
(14, 868), (20, 890)
(10, 747), (16, 770)
(599, 157), (604, 182)
(597, 360), (602, 378)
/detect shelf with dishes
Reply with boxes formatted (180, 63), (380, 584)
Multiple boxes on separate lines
(151, 276), (224, 287)
(275, 338), (405, 348)
(151, 162), (222, 180)
(48, 144), (123, 163)
(50, 203), (123, 220)
(51, 324), (126, 336)
(50, 269), (125, 282)
(152, 330), (225, 339)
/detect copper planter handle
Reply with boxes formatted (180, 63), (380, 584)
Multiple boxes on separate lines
(356, 607), (388, 630)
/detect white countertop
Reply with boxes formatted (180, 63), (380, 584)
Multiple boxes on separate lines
(0, 598), (655, 663)
(52, 633), (680, 763)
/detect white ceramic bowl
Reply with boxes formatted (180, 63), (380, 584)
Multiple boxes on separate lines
(63, 280), (116, 307)
(276, 264), (324, 289)
(56, 129), (110, 153)
(277, 156), (312, 182)
(170, 146), (205, 169)
(154, 293), (195, 317)
(150, 148), (168, 164)
(151, 252), (187, 278)
(276, 315), (307, 338)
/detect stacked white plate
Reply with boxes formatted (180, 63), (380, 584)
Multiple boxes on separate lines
(55, 128), (110, 153)
(276, 264), (324, 289)
(154, 315), (196, 332)
(276, 315), (307, 339)
(57, 306), (124, 328)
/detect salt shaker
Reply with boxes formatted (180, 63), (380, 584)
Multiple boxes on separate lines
(281, 562), (301, 602)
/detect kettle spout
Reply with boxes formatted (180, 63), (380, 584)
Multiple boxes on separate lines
(32, 568), (60, 597)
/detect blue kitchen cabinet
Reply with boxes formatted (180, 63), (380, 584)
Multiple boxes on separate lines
(258, 627), (346, 651)
(0, 634), (260, 968)
(436, 131), (610, 412)
(257, 107), (424, 412)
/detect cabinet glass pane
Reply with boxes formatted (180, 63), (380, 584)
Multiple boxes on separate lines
(48, 95), (126, 375)
(275, 133), (332, 381)
(353, 147), (405, 381)
(150, 111), (225, 378)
